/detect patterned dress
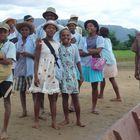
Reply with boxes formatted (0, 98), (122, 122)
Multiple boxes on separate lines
(59, 44), (80, 94)
(29, 40), (60, 95)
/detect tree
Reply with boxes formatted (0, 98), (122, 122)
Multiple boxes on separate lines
(109, 31), (120, 47)
(123, 34), (135, 49)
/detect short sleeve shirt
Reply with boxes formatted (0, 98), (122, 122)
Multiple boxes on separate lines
(1, 40), (16, 82)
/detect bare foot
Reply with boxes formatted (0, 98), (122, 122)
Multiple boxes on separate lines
(76, 122), (86, 127)
(19, 112), (27, 118)
(0, 131), (9, 140)
(32, 122), (40, 129)
(59, 120), (69, 126)
(51, 122), (60, 130)
(91, 110), (100, 115)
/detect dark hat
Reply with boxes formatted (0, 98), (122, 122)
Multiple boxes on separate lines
(16, 22), (34, 35)
(3, 18), (16, 25)
(24, 15), (34, 21)
(42, 7), (58, 20)
(43, 20), (58, 31)
(0, 22), (10, 31)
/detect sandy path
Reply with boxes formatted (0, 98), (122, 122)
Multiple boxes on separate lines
(0, 69), (140, 140)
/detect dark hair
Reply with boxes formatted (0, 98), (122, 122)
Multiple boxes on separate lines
(59, 28), (70, 36)
(99, 27), (109, 38)
(84, 19), (99, 33)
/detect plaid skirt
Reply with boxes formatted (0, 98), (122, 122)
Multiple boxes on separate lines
(14, 76), (33, 92)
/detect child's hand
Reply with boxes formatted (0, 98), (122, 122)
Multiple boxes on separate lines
(88, 49), (94, 55)
(134, 72), (140, 80)
(79, 75), (84, 86)
(34, 76), (40, 87)
(71, 37), (76, 44)
(0, 52), (5, 60)
(20, 51), (29, 57)
(79, 50), (88, 57)
(36, 38), (42, 48)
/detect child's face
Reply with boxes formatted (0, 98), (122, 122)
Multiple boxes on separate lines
(44, 24), (57, 38)
(0, 28), (9, 41)
(45, 13), (56, 21)
(26, 19), (34, 24)
(20, 26), (30, 37)
(67, 23), (76, 33)
(7, 20), (15, 29)
(86, 23), (97, 34)
(60, 29), (71, 45)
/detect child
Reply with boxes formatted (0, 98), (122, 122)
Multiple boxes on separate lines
(59, 28), (85, 127)
(66, 20), (84, 112)
(98, 27), (121, 101)
(0, 22), (16, 139)
(29, 20), (60, 129)
(80, 20), (104, 114)
(14, 22), (36, 117)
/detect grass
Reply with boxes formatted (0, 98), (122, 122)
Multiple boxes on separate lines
(113, 50), (135, 62)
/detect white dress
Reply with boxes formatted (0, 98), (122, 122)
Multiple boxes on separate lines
(29, 40), (60, 95)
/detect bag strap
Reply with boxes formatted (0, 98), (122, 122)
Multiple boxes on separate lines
(42, 38), (60, 68)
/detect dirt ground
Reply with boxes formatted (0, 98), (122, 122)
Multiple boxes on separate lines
(0, 68), (140, 140)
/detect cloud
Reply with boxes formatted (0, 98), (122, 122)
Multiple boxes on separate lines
(0, 0), (140, 30)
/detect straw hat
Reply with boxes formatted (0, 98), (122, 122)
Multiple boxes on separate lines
(0, 22), (10, 31)
(42, 7), (58, 20)
(24, 15), (34, 21)
(43, 20), (58, 31)
(3, 18), (16, 25)
(16, 22), (34, 34)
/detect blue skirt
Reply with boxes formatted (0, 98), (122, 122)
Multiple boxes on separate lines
(82, 66), (103, 83)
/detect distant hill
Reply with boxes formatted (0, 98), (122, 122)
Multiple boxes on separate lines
(32, 18), (138, 42)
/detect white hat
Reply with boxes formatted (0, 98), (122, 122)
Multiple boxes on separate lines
(0, 22), (10, 31)
(42, 7), (58, 20)
(67, 20), (77, 26)
(3, 18), (16, 25)
(43, 20), (58, 31)
(70, 14), (78, 18)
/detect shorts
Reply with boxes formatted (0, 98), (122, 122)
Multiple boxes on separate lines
(0, 81), (12, 98)
(14, 76), (33, 92)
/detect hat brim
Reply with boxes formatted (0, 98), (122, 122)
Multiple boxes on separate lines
(16, 22), (34, 35)
(0, 27), (9, 31)
(42, 11), (58, 20)
(0, 23), (10, 31)
(43, 22), (58, 31)
(4, 18), (16, 25)
(25, 17), (34, 21)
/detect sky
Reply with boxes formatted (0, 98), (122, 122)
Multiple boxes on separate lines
(0, 0), (140, 30)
